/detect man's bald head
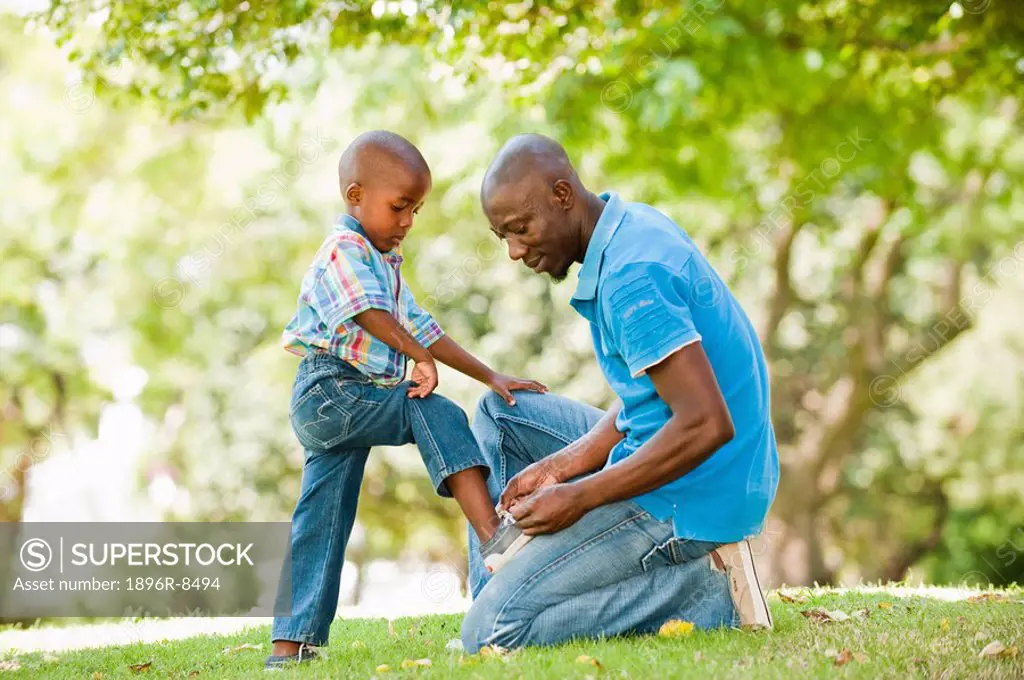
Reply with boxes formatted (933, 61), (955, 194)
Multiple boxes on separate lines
(338, 130), (430, 192)
(481, 134), (580, 206)
(480, 134), (602, 281)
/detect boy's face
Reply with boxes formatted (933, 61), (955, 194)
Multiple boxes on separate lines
(345, 165), (431, 252)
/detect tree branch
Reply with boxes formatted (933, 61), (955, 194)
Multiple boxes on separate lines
(880, 482), (950, 582)
(762, 220), (804, 358)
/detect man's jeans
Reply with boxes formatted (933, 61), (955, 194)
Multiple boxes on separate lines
(272, 351), (488, 646)
(462, 391), (738, 652)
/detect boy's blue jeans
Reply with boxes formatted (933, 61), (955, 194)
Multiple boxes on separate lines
(271, 351), (488, 645)
(462, 391), (739, 652)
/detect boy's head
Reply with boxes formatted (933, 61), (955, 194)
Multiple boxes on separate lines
(338, 131), (431, 252)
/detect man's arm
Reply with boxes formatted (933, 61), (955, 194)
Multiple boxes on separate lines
(542, 401), (624, 480)
(499, 400), (624, 510)
(511, 343), (733, 533)
(573, 342), (733, 508)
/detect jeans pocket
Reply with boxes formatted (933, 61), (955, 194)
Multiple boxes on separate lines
(290, 383), (353, 450)
(641, 537), (721, 573)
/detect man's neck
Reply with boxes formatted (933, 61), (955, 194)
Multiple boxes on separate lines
(576, 191), (608, 264)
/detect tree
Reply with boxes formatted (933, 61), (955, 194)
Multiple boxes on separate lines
(12, 2), (1024, 587)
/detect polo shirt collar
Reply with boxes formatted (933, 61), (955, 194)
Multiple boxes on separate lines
(336, 213), (403, 261)
(572, 192), (625, 302)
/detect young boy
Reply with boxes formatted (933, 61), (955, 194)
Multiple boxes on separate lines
(265, 131), (542, 670)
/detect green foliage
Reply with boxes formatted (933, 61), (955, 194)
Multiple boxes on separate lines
(3, 1), (1024, 586)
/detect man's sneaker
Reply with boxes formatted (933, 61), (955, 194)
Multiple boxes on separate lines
(711, 539), (773, 630)
(481, 509), (533, 574)
(264, 643), (325, 671)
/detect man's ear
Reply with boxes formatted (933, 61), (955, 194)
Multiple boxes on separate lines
(344, 182), (363, 205)
(552, 179), (575, 211)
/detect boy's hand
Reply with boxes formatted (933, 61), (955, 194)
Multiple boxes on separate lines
(487, 373), (548, 406)
(408, 359), (439, 398)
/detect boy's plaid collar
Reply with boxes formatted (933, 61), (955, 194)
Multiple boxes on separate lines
(335, 214), (403, 262)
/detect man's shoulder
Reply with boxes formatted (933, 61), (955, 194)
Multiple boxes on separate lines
(600, 203), (697, 280)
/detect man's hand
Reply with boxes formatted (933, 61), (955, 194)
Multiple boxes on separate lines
(508, 483), (588, 535)
(499, 459), (561, 511)
(487, 373), (548, 406)
(407, 359), (438, 398)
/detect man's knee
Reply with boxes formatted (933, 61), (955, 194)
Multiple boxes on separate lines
(460, 589), (528, 653)
(474, 390), (507, 424)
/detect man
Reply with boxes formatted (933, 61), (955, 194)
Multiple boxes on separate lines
(460, 134), (779, 652)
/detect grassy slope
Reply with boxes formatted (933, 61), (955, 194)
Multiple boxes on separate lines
(2, 588), (1023, 679)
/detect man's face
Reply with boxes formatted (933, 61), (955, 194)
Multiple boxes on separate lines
(483, 177), (577, 281)
(347, 165), (431, 253)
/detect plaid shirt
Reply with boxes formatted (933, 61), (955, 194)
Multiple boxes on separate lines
(283, 214), (444, 386)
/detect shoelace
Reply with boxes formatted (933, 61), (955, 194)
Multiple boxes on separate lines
(297, 643), (327, 662)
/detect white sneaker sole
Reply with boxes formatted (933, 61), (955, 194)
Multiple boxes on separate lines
(483, 532), (533, 574)
(713, 539), (773, 630)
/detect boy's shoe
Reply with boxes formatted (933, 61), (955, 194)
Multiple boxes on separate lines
(481, 509), (533, 575)
(264, 643), (325, 671)
(711, 539), (773, 630)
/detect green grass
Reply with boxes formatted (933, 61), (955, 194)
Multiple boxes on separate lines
(3, 588), (1023, 679)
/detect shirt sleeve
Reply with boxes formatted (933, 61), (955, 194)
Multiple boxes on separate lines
(309, 237), (391, 331)
(401, 283), (445, 348)
(599, 260), (702, 378)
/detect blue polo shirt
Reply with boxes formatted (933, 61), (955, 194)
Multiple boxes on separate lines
(570, 193), (779, 542)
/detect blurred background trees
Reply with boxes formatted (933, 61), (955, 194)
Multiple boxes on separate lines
(1, 1), (1022, 592)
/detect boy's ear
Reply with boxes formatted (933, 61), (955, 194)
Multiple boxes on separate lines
(344, 182), (363, 205)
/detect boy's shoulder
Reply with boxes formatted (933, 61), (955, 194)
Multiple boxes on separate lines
(314, 228), (377, 265)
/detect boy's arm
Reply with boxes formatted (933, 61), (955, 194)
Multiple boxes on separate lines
(429, 335), (547, 405)
(352, 309), (437, 398)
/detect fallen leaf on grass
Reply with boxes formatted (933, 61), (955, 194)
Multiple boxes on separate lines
(221, 643), (262, 655)
(0, 660), (21, 672)
(940, 618), (950, 631)
(400, 658), (432, 669)
(979, 641), (1018, 659)
(479, 645), (510, 658)
(576, 655), (603, 668)
(128, 661), (152, 673)
(658, 619), (695, 637)
(968, 593), (1009, 603)
(351, 640), (366, 649)
(834, 649), (854, 667)
(92, 673), (103, 680)
(779, 593), (808, 605)
(801, 608), (850, 623)
(188, 672), (200, 678)
(877, 602), (893, 609)
(375, 664), (391, 673)
(852, 608), (871, 619)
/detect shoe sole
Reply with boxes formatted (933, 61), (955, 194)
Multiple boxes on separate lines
(483, 532), (533, 574)
(713, 539), (773, 630)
